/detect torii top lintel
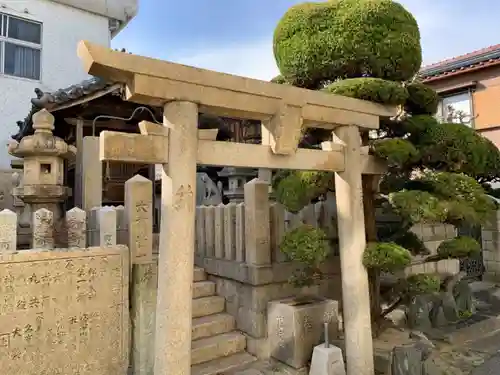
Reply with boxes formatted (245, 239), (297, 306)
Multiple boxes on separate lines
(77, 41), (397, 134)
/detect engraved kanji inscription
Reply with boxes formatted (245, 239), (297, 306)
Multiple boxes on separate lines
(0, 249), (128, 375)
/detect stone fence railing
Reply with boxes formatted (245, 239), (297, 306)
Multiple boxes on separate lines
(194, 179), (457, 268)
(0, 175), (153, 262)
(0, 206), (128, 252)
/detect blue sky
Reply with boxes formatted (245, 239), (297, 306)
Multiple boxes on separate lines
(112, 0), (500, 81)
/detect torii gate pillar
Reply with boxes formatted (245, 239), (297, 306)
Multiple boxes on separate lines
(334, 125), (374, 375)
(154, 101), (198, 375)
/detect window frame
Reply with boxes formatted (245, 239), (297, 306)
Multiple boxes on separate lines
(437, 89), (475, 127)
(0, 12), (43, 81)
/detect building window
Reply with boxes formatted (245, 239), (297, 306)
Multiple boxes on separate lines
(437, 91), (474, 126)
(0, 13), (42, 80)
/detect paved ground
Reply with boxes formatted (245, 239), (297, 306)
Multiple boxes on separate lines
(472, 355), (500, 375)
(439, 282), (500, 375)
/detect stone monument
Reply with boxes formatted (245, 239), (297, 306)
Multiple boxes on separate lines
(8, 109), (76, 245)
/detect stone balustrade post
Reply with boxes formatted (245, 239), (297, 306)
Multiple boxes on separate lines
(244, 178), (271, 265)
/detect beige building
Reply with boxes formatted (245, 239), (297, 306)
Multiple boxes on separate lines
(419, 44), (500, 147)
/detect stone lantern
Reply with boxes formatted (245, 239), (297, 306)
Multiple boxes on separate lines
(8, 109), (76, 223)
(217, 167), (257, 203)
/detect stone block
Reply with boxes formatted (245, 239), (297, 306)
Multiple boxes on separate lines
(66, 207), (86, 249)
(425, 241), (441, 255)
(192, 296), (225, 318)
(268, 297), (339, 369)
(408, 295), (432, 331)
(204, 206), (215, 257)
(32, 208), (54, 250)
(0, 209), (17, 254)
(483, 240), (497, 252)
(89, 207), (117, 247)
(390, 345), (423, 375)
(482, 230), (494, 242)
(192, 314), (235, 341)
(445, 225), (456, 238)
(433, 225), (447, 238)
(237, 306), (268, 338)
(483, 270), (500, 282)
(309, 344), (345, 375)
(421, 225), (434, 240)
(224, 203), (237, 261)
(191, 332), (246, 365)
(193, 280), (215, 299)
(131, 261), (158, 375)
(484, 260), (500, 274)
(0, 245), (129, 375)
(436, 259), (459, 275)
(214, 203), (225, 259)
(245, 335), (271, 359)
(423, 261), (437, 274)
(115, 206), (127, 246)
(191, 353), (256, 375)
(244, 178), (271, 265)
(125, 175), (153, 263)
(483, 250), (495, 261)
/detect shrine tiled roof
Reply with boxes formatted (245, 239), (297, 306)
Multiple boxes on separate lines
(419, 44), (500, 83)
(11, 76), (123, 142)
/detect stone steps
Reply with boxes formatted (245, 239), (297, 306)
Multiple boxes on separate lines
(192, 332), (247, 366)
(194, 267), (207, 282)
(191, 352), (257, 375)
(190, 268), (256, 373)
(192, 313), (235, 341)
(193, 296), (226, 318)
(193, 281), (216, 299)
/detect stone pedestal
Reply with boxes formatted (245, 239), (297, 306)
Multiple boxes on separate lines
(309, 345), (346, 375)
(268, 297), (339, 369)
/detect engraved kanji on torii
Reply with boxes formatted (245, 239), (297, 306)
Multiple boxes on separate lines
(76, 40), (397, 375)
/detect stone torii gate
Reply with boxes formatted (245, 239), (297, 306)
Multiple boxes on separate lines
(77, 41), (397, 375)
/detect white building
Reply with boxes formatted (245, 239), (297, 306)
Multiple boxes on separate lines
(0, 0), (137, 166)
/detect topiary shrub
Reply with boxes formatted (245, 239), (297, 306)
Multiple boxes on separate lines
(388, 190), (448, 223)
(271, 74), (289, 84)
(372, 138), (419, 167)
(324, 78), (408, 105)
(405, 273), (441, 295)
(405, 82), (439, 115)
(408, 172), (498, 225)
(401, 114), (439, 135)
(280, 224), (330, 287)
(437, 236), (481, 259)
(363, 242), (411, 272)
(273, 171), (334, 213)
(415, 122), (500, 182)
(273, 0), (422, 88)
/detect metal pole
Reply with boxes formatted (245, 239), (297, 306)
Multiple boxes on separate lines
(324, 322), (329, 348)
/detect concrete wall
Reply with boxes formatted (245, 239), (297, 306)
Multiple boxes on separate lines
(482, 210), (500, 281)
(411, 222), (457, 255)
(49, 0), (137, 25)
(0, 0), (112, 167)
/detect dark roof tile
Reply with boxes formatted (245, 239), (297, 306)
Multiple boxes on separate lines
(12, 77), (119, 142)
(419, 44), (500, 83)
